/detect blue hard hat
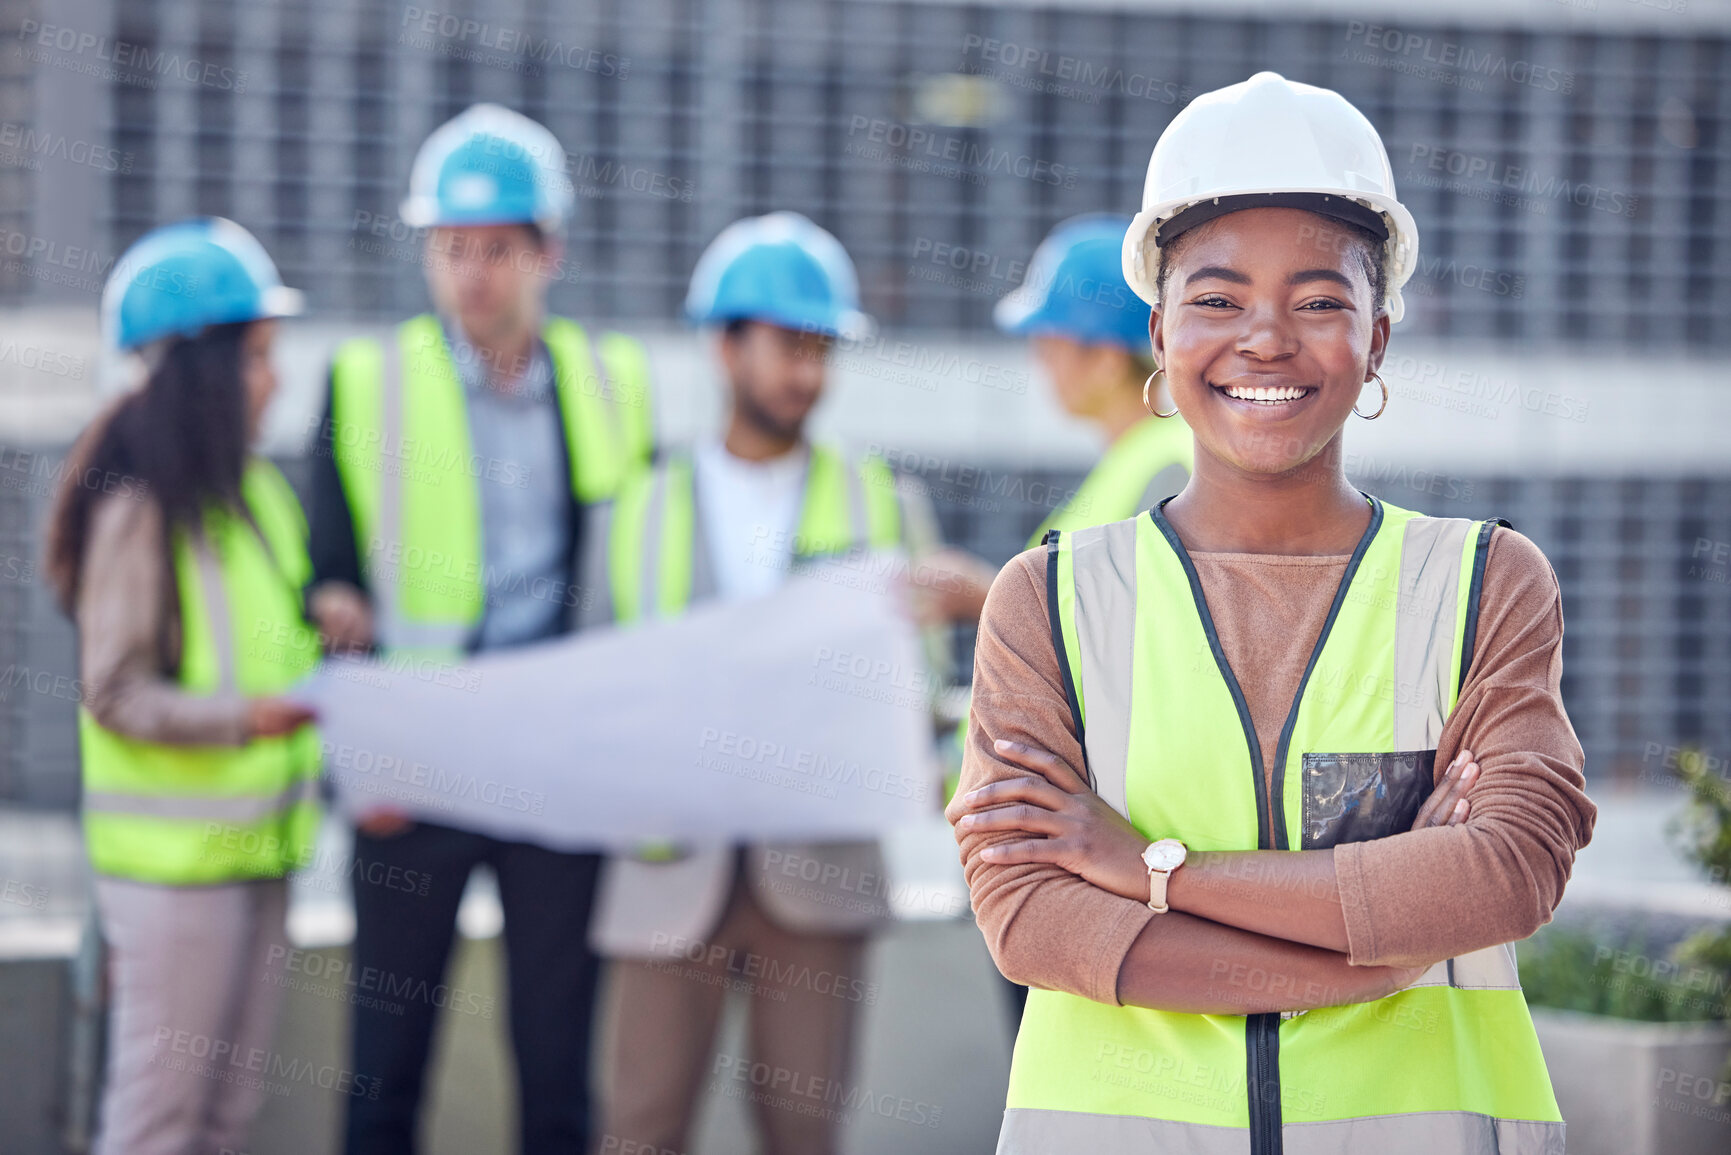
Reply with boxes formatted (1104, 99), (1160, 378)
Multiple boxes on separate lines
(101, 218), (304, 351)
(995, 214), (1151, 352)
(685, 212), (872, 340)
(401, 104), (574, 232)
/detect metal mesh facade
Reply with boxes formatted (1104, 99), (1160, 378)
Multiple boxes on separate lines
(4, 0), (1710, 346)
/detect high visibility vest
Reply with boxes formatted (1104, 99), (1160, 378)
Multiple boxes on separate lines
(1028, 413), (1193, 547)
(602, 443), (903, 624)
(79, 460), (323, 884)
(328, 313), (653, 656)
(1005, 497), (1563, 1153)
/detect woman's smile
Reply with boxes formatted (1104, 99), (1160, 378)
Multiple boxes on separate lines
(1209, 376), (1320, 416)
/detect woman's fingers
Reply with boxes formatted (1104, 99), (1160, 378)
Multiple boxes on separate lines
(1413, 749), (1479, 830)
(957, 803), (1066, 836)
(980, 838), (1068, 865)
(959, 773), (1072, 814)
(991, 738), (1089, 793)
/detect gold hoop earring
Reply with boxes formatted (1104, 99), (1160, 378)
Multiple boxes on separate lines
(1144, 369), (1179, 419)
(1354, 372), (1389, 420)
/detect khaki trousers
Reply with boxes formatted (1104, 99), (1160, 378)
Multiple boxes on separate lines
(597, 869), (869, 1155)
(93, 876), (290, 1155)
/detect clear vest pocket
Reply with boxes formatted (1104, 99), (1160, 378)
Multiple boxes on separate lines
(1300, 750), (1437, 849)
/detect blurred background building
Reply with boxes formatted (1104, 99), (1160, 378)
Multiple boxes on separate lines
(0, 1), (1726, 1152)
(1, 0), (1727, 810)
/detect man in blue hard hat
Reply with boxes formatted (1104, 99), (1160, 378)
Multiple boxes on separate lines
(582, 211), (993, 1155)
(303, 104), (654, 1155)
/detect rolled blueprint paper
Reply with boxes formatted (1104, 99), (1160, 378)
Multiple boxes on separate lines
(295, 553), (942, 852)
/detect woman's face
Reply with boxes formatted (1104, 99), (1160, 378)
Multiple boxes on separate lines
(1151, 207), (1389, 478)
(241, 319), (279, 441)
(1030, 333), (1133, 422)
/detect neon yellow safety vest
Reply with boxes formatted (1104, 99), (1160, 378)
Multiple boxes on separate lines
(328, 313), (653, 656)
(600, 444), (903, 624)
(1028, 413), (1193, 547)
(80, 459), (322, 884)
(1007, 497), (1563, 1153)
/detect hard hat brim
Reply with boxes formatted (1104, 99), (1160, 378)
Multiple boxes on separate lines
(1123, 190), (1418, 324)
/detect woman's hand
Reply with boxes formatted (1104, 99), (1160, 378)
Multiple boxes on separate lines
(952, 738), (1152, 902)
(310, 581), (374, 654)
(906, 547), (996, 626)
(1412, 748), (1480, 831)
(245, 696), (316, 738)
(356, 807), (414, 839)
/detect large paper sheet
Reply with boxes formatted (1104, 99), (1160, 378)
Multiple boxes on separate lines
(295, 555), (940, 852)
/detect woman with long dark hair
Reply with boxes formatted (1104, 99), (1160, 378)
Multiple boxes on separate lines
(948, 74), (1595, 1153)
(47, 219), (319, 1155)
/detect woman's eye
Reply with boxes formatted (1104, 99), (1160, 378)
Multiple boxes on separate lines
(1299, 298), (1345, 311)
(1192, 295), (1234, 308)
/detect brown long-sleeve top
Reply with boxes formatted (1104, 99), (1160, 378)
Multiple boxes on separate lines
(947, 525), (1596, 1006)
(76, 492), (251, 747)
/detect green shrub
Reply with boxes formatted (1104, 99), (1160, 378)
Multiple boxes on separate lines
(1518, 925), (1726, 1023)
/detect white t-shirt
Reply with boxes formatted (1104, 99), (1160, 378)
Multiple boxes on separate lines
(692, 438), (809, 601)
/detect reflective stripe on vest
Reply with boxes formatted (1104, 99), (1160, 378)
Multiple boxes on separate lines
(1000, 1108), (1565, 1153)
(330, 313), (653, 655)
(607, 444), (902, 624)
(80, 459), (323, 884)
(1029, 413), (1194, 547)
(1006, 498), (1559, 1154)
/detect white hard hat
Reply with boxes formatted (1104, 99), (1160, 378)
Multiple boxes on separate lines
(401, 104), (574, 233)
(1122, 72), (1419, 323)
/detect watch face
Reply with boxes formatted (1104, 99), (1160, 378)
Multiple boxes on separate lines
(1143, 840), (1185, 871)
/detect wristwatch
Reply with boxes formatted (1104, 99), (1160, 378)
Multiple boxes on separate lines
(1142, 838), (1188, 913)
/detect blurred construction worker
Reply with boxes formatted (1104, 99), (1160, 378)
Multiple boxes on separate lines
(996, 213), (1193, 544)
(979, 213), (1196, 1025)
(583, 211), (988, 1155)
(304, 104), (653, 1155)
(47, 218), (317, 1155)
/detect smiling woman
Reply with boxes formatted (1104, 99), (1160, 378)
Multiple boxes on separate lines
(946, 72), (1596, 1155)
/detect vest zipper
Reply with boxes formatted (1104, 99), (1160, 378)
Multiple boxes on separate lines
(1247, 1013), (1282, 1155)
(1150, 497), (1386, 1155)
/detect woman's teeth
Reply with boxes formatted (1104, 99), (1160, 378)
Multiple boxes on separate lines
(1223, 383), (1309, 404)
